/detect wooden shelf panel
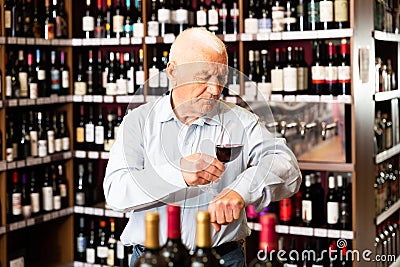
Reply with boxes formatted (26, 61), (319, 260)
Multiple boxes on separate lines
(299, 161), (354, 172)
(376, 199), (400, 225)
(374, 30), (400, 42)
(375, 144), (400, 164)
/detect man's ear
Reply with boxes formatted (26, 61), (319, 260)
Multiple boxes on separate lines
(166, 61), (177, 86)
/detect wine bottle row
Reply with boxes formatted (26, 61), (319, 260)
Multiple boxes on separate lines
(74, 105), (124, 152)
(375, 220), (400, 264)
(247, 171), (352, 230)
(375, 57), (397, 92)
(6, 163), (68, 223)
(74, 160), (101, 206)
(5, 110), (70, 162)
(374, 110), (395, 155)
(375, 0), (400, 33)
(5, 48), (70, 99)
(375, 161), (400, 216)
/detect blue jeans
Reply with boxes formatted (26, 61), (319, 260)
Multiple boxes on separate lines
(130, 243), (246, 267)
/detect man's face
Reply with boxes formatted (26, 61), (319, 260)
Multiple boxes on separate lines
(173, 61), (228, 116)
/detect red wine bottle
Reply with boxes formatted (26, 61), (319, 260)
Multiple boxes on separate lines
(11, 171), (23, 222)
(133, 212), (170, 267)
(161, 205), (191, 265)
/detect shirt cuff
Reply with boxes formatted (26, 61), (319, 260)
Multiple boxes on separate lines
(154, 159), (188, 188)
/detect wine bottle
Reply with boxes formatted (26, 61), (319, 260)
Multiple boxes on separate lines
(230, 1), (239, 34)
(28, 111), (38, 158)
(272, 0), (285, 32)
(123, 0), (133, 37)
(85, 106), (95, 151)
(295, 46), (308, 94)
(104, 0), (112, 38)
(4, 0), (17, 37)
(83, 0), (95, 38)
(208, 0), (219, 33)
(76, 105), (85, 150)
(36, 49), (49, 97)
(219, 2), (228, 34)
(337, 38), (351, 95)
(311, 173), (325, 228)
(86, 220), (96, 264)
(319, 0), (334, 30)
(55, 0), (68, 38)
(338, 174), (351, 230)
(107, 218), (117, 266)
(17, 50), (29, 99)
(190, 211), (224, 266)
(133, 212), (169, 266)
(86, 49), (94, 95)
(283, 46), (297, 94)
(44, 0), (55, 39)
(29, 170), (41, 216)
(126, 51), (135, 95)
(37, 112), (48, 158)
(245, 50), (258, 99)
(279, 197), (292, 225)
(311, 41), (326, 95)
(334, 0), (349, 29)
(75, 164), (86, 206)
(326, 174), (339, 229)
(284, 0), (297, 31)
(74, 53), (87, 95)
(325, 41), (338, 95)
(104, 112), (115, 152)
(51, 164), (61, 210)
(32, 0), (42, 38)
(175, 0), (189, 34)
(147, 0), (159, 37)
(76, 216), (87, 261)
(106, 52), (117, 95)
(42, 166), (53, 212)
(135, 49), (145, 94)
(116, 52), (128, 95)
(161, 205), (191, 266)
(27, 52), (38, 99)
(133, 0), (144, 38)
(87, 161), (96, 204)
(57, 164), (68, 208)
(158, 0), (170, 37)
(148, 48), (160, 95)
(18, 114), (31, 160)
(307, 0), (320, 31)
(113, 0), (125, 38)
(97, 220), (108, 264)
(21, 173), (32, 219)
(302, 174), (313, 227)
(296, 0), (307, 31)
(50, 50), (61, 95)
(11, 171), (23, 222)
(95, 0), (105, 38)
(245, 0), (258, 34)
(159, 51), (169, 92)
(45, 111), (55, 155)
(95, 106), (105, 151)
(60, 111), (70, 152)
(271, 48), (283, 94)
(96, 50), (104, 94)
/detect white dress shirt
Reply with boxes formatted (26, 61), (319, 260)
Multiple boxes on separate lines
(103, 92), (301, 250)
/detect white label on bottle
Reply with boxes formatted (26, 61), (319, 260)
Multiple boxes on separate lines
(6, 147), (13, 162)
(272, 7), (285, 32)
(196, 10), (207, 26)
(107, 249), (115, 266)
(6, 76), (12, 97)
(23, 205), (32, 219)
(77, 236), (87, 253)
(19, 72), (28, 97)
(30, 131), (38, 157)
(147, 21), (159, 37)
(158, 8), (170, 23)
(136, 70), (145, 85)
(133, 22), (144, 38)
(117, 241), (125, 259)
(38, 70), (46, 81)
(38, 139), (48, 157)
(334, 0), (348, 22)
(5, 10), (11, 28)
(82, 16), (95, 31)
(59, 184), (67, 198)
(86, 248), (95, 263)
(271, 68), (283, 91)
(104, 139), (115, 152)
(74, 82), (87, 95)
(302, 200), (312, 221)
(113, 15), (124, 33)
(102, 71), (108, 88)
(338, 65), (351, 81)
(29, 82), (38, 99)
(283, 67), (298, 92)
(12, 193), (22, 215)
(42, 186), (53, 211)
(319, 0), (333, 22)
(97, 246), (108, 258)
(116, 78), (128, 95)
(297, 67), (305, 90)
(30, 192), (40, 213)
(62, 137), (70, 151)
(55, 138), (62, 152)
(85, 124), (95, 143)
(106, 82), (118, 95)
(95, 125), (105, 145)
(53, 195), (61, 210)
(244, 81), (257, 97)
(149, 67), (160, 88)
(76, 192), (85, 206)
(175, 9), (188, 24)
(325, 65), (338, 81)
(312, 66), (326, 81)
(257, 82), (272, 99)
(159, 71), (168, 89)
(47, 130), (55, 154)
(208, 9), (219, 25)
(244, 18), (258, 34)
(327, 201), (339, 224)
(62, 70), (69, 89)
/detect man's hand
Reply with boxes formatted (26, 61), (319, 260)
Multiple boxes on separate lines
(180, 153), (225, 186)
(208, 189), (245, 232)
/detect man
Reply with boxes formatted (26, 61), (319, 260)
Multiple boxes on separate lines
(103, 27), (301, 267)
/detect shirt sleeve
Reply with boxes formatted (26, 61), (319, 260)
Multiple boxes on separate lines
(103, 112), (187, 213)
(226, 116), (302, 211)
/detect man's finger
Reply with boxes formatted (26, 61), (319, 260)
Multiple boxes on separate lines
(211, 222), (221, 232)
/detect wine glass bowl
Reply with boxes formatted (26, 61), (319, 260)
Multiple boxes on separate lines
(215, 144), (243, 163)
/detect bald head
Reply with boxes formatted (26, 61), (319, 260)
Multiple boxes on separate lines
(169, 27), (228, 65)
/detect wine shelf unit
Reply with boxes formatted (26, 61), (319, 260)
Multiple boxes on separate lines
(0, 151), (73, 171)
(298, 162), (354, 172)
(373, 90), (400, 102)
(376, 199), (400, 226)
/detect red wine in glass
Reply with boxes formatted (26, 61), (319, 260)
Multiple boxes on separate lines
(215, 144), (243, 163)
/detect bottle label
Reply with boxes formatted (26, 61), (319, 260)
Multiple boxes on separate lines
(95, 125), (105, 145)
(104, 139), (115, 152)
(102, 71), (108, 88)
(42, 186), (53, 211)
(272, 6), (285, 32)
(53, 195), (61, 210)
(61, 137), (70, 151)
(159, 71), (168, 88)
(30, 192), (40, 213)
(338, 65), (351, 82)
(283, 67), (298, 92)
(133, 22), (144, 38)
(12, 193), (22, 215)
(55, 138), (62, 152)
(45, 23), (55, 39)
(196, 10), (207, 26)
(38, 70), (46, 81)
(5, 10), (11, 28)
(106, 82), (118, 95)
(339, 202), (350, 225)
(77, 236), (87, 253)
(107, 249), (115, 266)
(113, 15), (124, 33)
(38, 139), (48, 157)
(297, 67), (305, 90)
(271, 68), (283, 91)
(30, 131), (38, 157)
(302, 199), (312, 222)
(208, 9), (219, 25)
(51, 70), (61, 91)
(158, 8), (170, 23)
(85, 124), (95, 143)
(76, 127), (85, 143)
(59, 184), (67, 198)
(47, 130), (55, 154)
(136, 70), (145, 85)
(5, 76), (12, 98)
(62, 70), (69, 89)
(311, 65), (326, 83)
(258, 18), (272, 32)
(175, 9), (188, 24)
(56, 16), (67, 37)
(19, 72), (28, 97)
(244, 18), (258, 34)
(308, 2), (320, 25)
(76, 192), (85, 206)
(280, 198), (292, 222)
(319, 1), (333, 22)
(325, 65), (338, 81)
(29, 82), (38, 99)
(149, 67), (160, 88)
(22, 205), (32, 219)
(82, 16), (95, 32)
(86, 248), (95, 263)
(257, 82), (272, 99)
(147, 21), (159, 37)
(116, 78), (128, 95)
(97, 246), (108, 258)
(6, 148), (13, 162)
(327, 201), (339, 224)
(117, 241), (125, 259)
(334, 0), (348, 22)
(74, 81), (87, 95)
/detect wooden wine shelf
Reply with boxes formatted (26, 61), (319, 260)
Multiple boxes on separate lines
(71, 94), (145, 104)
(248, 222), (354, 239)
(376, 199), (400, 225)
(373, 30), (400, 42)
(375, 144), (400, 164)
(373, 90), (400, 101)
(74, 150), (110, 160)
(298, 161), (354, 172)
(3, 95), (72, 107)
(0, 207), (73, 236)
(73, 205), (129, 219)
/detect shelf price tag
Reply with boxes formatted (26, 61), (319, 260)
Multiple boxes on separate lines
(284, 95), (296, 102)
(256, 33), (269, 41)
(8, 99), (18, 106)
(19, 99), (28, 106)
(314, 228), (328, 237)
(224, 34), (237, 42)
(93, 95), (103, 103)
(83, 95), (94, 102)
(84, 207), (95, 215)
(103, 95), (114, 103)
(132, 95), (145, 103)
(270, 94), (283, 102)
(240, 33), (253, 41)
(7, 162), (16, 170)
(94, 208), (104, 216)
(75, 150), (86, 158)
(269, 32), (282, 40)
(163, 34), (176, 44)
(105, 209), (124, 218)
(131, 37), (143, 45)
(7, 37), (17, 44)
(63, 151), (72, 159)
(74, 206), (84, 214)
(275, 225), (289, 234)
(328, 229), (341, 238)
(145, 36), (157, 44)
(43, 213), (52, 222)
(17, 37), (26, 45)
(43, 156), (51, 163)
(320, 95), (334, 102)
(27, 218), (35, 227)
(73, 95), (83, 102)
(341, 230), (354, 240)
(16, 160), (25, 168)
(88, 151), (99, 159)
(100, 152), (110, 159)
